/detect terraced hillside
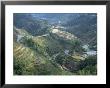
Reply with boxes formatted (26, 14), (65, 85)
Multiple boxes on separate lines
(14, 42), (37, 75)
(13, 28), (78, 75)
(13, 13), (97, 75)
(14, 25), (97, 75)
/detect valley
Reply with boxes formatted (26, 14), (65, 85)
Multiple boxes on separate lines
(13, 13), (97, 75)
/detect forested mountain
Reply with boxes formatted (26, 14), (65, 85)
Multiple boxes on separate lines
(13, 13), (97, 75)
(14, 13), (97, 49)
(14, 14), (49, 36)
(62, 14), (97, 50)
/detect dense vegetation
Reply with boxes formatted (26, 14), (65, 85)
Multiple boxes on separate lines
(13, 13), (97, 75)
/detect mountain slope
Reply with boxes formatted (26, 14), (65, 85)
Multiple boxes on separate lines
(13, 13), (97, 75)
(62, 14), (97, 50)
(14, 27), (78, 75)
(14, 13), (49, 36)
